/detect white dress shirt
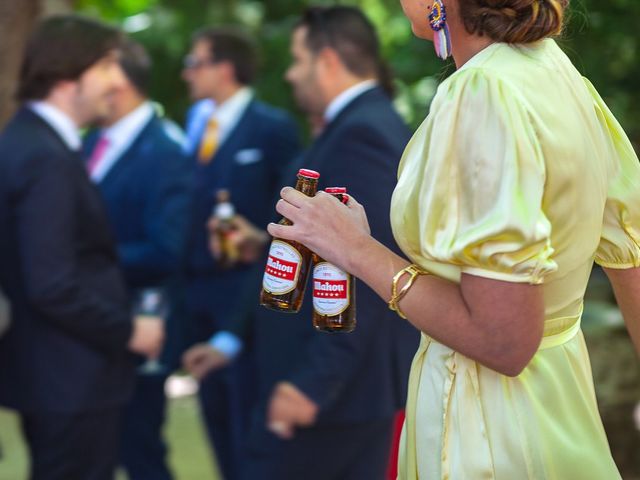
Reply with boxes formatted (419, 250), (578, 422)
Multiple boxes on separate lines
(29, 101), (82, 151)
(184, 98), (216, 154)
(90, 101), (155, 182)
(208, 87), (253, 148)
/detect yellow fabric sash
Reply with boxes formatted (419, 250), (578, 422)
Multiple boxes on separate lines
(399, 306), (583, 479)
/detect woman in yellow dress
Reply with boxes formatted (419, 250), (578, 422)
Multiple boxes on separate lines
(268, 0), (640, 478)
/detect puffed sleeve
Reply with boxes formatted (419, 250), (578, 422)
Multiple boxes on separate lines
(412, 68), (557, 284)
(583, 79), (640, 268)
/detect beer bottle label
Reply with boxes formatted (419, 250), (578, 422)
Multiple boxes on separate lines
(263, 240), (303, 295)
(312, 262), (349, 316)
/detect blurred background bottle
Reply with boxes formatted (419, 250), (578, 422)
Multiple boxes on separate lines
(212, 189), (239, 269)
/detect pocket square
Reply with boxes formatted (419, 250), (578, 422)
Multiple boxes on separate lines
(234, 149), (263, 165)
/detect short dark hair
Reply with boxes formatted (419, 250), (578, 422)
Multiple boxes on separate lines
(16, 15), (122, 102)
(119, 39), (152, 96)
(297, 6), (394, 96)
(192, 27), (257, 85)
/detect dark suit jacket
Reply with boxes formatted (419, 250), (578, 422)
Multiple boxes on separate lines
(84, 113), (190, 289)
(84, 113), (191, 369)
(0, 108), (134, 413)
(251, 87), (419, 433)
(184, 98), (300, 334)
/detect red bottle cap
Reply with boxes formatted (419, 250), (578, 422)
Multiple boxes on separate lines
(298, 169), (320, 179)
(325, 187), (347, 194)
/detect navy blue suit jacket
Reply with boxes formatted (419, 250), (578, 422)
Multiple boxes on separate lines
(184, 98), (300, 332)
(0, 108), (134, 413)
(84, 113), (190, 289)
(84, 113), (191, 369)
(251, 87), (419, 433)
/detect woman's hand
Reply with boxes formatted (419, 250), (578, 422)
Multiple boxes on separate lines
(266, 187), (372, 272)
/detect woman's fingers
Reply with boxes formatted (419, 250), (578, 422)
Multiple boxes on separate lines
(340, 194), (370, 234)
(267, 222), (296, 242)
(276, 189), (339, 223)
(344, 193), (358, 208)
(275, 198), (300, 221)
(280, 186), (310, 208)
(269, 188), (370, 250)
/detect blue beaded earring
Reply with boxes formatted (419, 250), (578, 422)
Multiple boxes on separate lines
(429, 0), (452, 60)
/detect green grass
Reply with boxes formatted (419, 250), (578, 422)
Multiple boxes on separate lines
(0, 395), (220, 480)
(0, 407), (28, 480)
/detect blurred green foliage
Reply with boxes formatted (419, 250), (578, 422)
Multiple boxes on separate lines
(75, 0), (640, 144)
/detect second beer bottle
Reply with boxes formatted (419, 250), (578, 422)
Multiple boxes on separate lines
(312, 187), (356, 332)
(259, 169), (320, 313)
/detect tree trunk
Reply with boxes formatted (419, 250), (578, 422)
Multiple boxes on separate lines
(0, 0), (73, 128)
(0, 0), (41, 128)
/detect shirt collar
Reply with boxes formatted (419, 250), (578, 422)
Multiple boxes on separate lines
(324, 80), (378, 124)
(102, 101), (155, 147)
(29, 101), (82, 151)
(213, 87), (253, 133)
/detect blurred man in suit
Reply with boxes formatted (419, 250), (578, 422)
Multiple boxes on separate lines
(180, 27), (300, 479)
(0, 16), (163, 480)
(84, 39), (191, 480)
(186, 7), (419, 479)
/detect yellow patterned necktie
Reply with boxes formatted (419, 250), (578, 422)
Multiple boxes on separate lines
(198, 116), (219, 164)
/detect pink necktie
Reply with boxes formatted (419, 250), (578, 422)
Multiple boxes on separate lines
(87, 136), (110, 176)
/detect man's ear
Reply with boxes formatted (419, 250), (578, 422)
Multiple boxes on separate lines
(218, 60), (236, 83)
(53, 79), (79, 98)
(316, 46), (343, 76)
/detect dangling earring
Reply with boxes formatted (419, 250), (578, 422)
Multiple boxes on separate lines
(428, 0), (452, 60)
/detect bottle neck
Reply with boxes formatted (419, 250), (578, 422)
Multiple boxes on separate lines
(279, 176), (318, 227)
(215, 202), (235, 219)
(295, 177), (318, 196)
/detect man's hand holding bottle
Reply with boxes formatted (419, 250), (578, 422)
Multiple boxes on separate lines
(207, 214), (269, 264)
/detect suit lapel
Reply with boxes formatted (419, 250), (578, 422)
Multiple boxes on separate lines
(303, 87), (383, 172)
(199, 101), (256, 188)
(210, 100), (255, 164)
(19, 108), (80, 160)
(99, 114), (157, 187)
(17, 108), (118, 256)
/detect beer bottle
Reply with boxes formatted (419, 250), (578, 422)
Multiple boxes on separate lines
(312, 187), (356, 332)
(212, 189), (239, 269)
(260, 169), (320, 313)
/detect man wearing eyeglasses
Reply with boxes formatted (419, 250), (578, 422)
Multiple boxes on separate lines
(180, 27), (300, 480)
(183, 7), (419, 480)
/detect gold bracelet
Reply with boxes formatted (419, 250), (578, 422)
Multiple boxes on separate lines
(388, 264), (429, 319)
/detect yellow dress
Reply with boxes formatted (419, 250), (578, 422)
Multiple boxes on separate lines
(391, 39), (640, 479)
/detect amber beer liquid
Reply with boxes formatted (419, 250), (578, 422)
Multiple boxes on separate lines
(260, 169), (320, 313)
(312, 187), (356, 333)
(212, 189), (238, 269)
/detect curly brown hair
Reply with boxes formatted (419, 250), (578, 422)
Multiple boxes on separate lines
(458, 0), (569, 43)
